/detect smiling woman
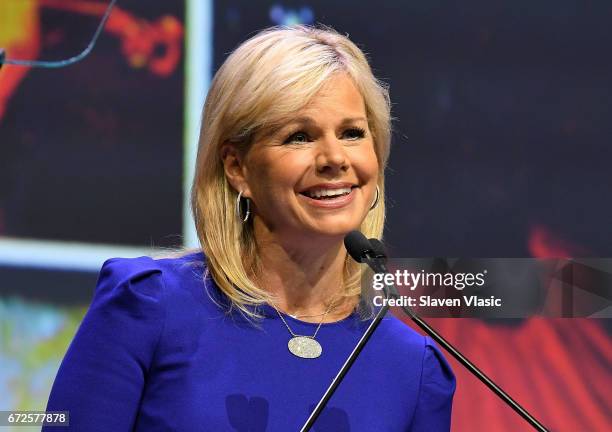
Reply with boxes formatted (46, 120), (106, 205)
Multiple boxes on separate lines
(44, 25), (455, 431)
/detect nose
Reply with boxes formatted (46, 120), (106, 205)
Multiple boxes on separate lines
(315, 135), (349, 175)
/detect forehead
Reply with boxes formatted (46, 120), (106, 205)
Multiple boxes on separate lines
(299, 74), (366, 118)
(251, 73), (368, 142)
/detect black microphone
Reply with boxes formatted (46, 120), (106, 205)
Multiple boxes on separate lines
(343, 231), (375, 263)
(344, 231), (387, 274)
(0, 49), (5, 71)
(368, 238), (387, 262)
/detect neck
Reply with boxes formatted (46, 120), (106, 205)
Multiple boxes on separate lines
(252, 222), (357, 322)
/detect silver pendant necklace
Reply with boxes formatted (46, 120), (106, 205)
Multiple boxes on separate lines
(273, 303), (333, 359)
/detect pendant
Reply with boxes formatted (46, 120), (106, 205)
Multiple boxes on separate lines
(287, 336), (322, 359)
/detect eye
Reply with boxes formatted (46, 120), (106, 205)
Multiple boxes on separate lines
(283, 131), (311, 144)
(343, 127), (366, 140)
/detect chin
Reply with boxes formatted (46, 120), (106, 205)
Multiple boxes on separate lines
(308, 220), (363, 239)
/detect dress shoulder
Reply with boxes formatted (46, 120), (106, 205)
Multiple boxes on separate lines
(43, 255), (167, 431)
(422, 337), (456, 392)
(91, 256), (166, 318)
(409, 336), (456, 431)
(374, 315), (455, 430)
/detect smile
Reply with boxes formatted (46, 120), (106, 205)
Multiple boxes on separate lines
(298, 184), (358, 209)
(303, 187), (353, 199)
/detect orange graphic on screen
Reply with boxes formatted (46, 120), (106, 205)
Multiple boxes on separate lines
(0, 0), (184, 120)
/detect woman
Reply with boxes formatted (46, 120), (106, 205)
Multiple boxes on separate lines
(45, 25), (455, 431)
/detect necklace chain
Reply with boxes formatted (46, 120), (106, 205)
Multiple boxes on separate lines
(289, 311), (329, 319)
(273, 301), (334, 339)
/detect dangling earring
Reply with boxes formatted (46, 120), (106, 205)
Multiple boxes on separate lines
(236, 191), (251, 223)
(369, 186), (380, 211)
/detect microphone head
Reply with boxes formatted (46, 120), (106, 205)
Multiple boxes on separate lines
(344, 231), (374, 263)
(0, 49), (5, 69)
(368, 238), (387, 259)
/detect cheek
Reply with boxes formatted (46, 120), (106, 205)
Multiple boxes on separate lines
(249, 151), (306, 194)
(278, 158), (306, 185)
(353, 143), (379, 179)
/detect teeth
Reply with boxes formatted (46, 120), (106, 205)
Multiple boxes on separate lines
(306, 187), (352, 199)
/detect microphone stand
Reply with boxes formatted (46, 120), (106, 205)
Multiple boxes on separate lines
(300, 250), (549, 432)
(365, 254), (548, 432)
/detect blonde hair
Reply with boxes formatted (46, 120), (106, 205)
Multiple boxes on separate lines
(191, 24), (392, 320)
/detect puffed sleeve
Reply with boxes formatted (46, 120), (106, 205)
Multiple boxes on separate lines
(43, 257), (166, 431)
(409, 336), (456, 431)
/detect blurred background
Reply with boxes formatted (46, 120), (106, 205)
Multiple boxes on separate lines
(0, 0), (610, 430)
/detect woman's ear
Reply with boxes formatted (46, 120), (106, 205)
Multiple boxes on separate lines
(221, 143), (251, 197)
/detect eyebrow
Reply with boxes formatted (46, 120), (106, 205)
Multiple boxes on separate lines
(288, 116), (368, 126)
(260, 116), (368, 140)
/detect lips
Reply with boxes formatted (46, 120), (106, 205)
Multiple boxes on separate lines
(298, 183), (358, 209)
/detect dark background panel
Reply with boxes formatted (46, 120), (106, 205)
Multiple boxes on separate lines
(214, 0), (612, 258)
(0, 0), (185, 247)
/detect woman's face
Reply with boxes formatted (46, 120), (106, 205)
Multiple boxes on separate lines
(230, 73), (379, 242)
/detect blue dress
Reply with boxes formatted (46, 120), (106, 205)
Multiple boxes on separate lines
(44, 252), (455, 431)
